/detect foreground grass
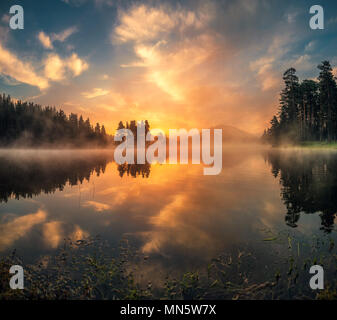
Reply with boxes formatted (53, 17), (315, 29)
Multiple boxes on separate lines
(1, 233), (337, 300)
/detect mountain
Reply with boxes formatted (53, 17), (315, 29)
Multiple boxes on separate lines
(213, 125), (259, 143)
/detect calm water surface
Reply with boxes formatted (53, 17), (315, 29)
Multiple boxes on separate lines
(0, 146), (336, 285)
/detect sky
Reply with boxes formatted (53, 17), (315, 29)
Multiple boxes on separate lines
(1, 0), (337, 135)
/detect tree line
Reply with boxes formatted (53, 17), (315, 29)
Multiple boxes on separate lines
(116, 120), (150, 139)
(0, 94), (111, 147)
(262, 61), (337, 145)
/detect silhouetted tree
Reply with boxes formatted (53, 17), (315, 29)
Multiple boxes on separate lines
(263, 61), (337, 144)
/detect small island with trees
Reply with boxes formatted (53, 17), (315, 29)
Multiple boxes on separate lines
(262, 60), (337, 147)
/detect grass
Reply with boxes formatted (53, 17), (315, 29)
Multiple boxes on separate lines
(1, 232), (337, 300)
(300, 141), (337, 149)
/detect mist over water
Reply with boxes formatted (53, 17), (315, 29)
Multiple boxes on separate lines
(0, 146), (336, 288)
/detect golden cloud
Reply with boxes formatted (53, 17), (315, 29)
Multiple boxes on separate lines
(51, 26), (78, 42)
(0, 44), (49, 90)
(114, 4), (211, 43)
(43, 221), (63, 248)
(82, 88), (110, 99)
(0, 209), (47, 251)
(44, 54), (66, 80)
(67, 53), (89, 76)
(44, 52), (89, 81)
(38, 31), (53, 49)
(83, 200), (111, 212)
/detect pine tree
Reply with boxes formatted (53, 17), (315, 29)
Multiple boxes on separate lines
(265, 61), (337, 145)
(0, 94), (110, 147)
(278, 68), (300, 142)
(317, 61), (337, 141)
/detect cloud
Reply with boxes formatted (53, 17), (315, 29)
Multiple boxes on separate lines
(61, 0), (87, 7)
(114, 4), (211, 43)
(286, 11), (299, 24)
(51, 26), (78, 42)
(292, 54), (312, 71)
(249, 34), (299, 91)
(0, 38), (88, 90)
(305, 41), (316, 52)
(328, 16), (337, 25)
(106, 2), (275, 134)
(0, 74), (21, 86)
(27, 1), (322, 135)
(70, 225), (89, 241)
(0, 210), (47, 251)
(333, 67), (337, 77)
(43, 221), (89, 248)
(67, 53), (89, 76)
(113, 4), (215, 101)
(43, 221), (63, 248)
(0, 43), (49, 90)
(44, 52), (89, 81)
(44, 54), (66, 80)
(82, 200), (111, 211)
(38, 27), (78, 49)
(250, 57), (280, 91)
(1, 14), (10, 24)
(38, 31), (53, 49)
(82, 87), (110, 99)
(133, 35), (214, 100)
(62, 0), (113, 7)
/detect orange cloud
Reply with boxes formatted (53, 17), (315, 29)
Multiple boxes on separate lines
(43, 221), (63, 248)
(38, 31), (53, 49)
(44, 52), (89, 81)
(31, 2), (299, 136)
(114, 4), (211, 43)
(0, 44), (49, 90)
(82, 88), (109, 99)
(0, 210), (47, 251)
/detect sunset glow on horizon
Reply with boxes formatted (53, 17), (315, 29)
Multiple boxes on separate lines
(2, 0), (337, 135)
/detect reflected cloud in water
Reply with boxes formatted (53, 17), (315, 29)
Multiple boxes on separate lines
(0, 147), (336, 273)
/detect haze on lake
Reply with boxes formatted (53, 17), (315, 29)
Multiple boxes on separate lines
(0, 146), (336, 289)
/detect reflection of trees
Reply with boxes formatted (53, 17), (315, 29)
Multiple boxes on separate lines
(0, 153), (110, 202)
(265, 150), (337, 232)
(117, 163), (151, 178)
(115, 120), (152, 178)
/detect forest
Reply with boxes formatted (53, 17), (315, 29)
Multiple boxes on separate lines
(0, 94), (111, 147)
(262, 61), (337, 145)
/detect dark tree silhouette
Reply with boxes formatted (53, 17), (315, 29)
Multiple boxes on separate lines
(114, 120), (152, 177)
(263, 61), (337, 145)
(265, 150), (337, 232)
(117, 163), (151, 178)
(0, 94), (112, 147)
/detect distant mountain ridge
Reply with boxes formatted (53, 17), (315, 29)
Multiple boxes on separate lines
(213, 125), (259, 143)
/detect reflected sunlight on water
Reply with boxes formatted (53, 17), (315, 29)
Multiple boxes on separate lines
(0, 147), (337, 283)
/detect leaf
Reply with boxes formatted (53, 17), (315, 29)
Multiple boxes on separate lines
(262, 237), (277, 241)
(210, 280), (219, 288)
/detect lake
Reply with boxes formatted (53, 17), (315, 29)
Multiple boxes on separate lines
(1, 146), (337, 299)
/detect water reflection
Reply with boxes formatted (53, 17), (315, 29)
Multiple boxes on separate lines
(0, 147), (337, 272)
(118, 163), (151, 178)
(0, 150), (152, 203)
(265, 149), (337, 232)
(0, 150), (110, 202)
